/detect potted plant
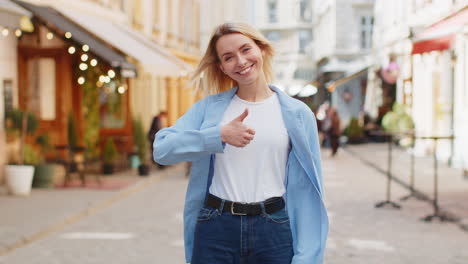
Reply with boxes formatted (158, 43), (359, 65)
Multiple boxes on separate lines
(32, 134), (55, 188)
(133, 118), (149, 176)
(344, 117), (365, 144)
(102, 138), (117, 175)
(4, 109), (39, 196)
(382, 103), (415, 147)
(67, 113), (80, 172)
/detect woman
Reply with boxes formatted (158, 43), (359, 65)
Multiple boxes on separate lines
(154, 23), (328, 264)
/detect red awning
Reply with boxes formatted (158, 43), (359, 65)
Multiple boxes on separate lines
(412, 8), (468, 54)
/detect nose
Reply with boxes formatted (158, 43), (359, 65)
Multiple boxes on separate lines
(237, 54), (247, 67)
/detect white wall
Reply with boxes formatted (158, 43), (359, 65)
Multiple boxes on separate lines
(453, 32), (468, 169)
(199, 0), (252, 53)
(0, 33), (19, 183)
(315, 0), (374, 64)
(313, 0), (335, 62)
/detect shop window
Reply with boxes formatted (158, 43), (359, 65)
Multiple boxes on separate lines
(27, 58), (56, 120)
(3, 79), (13, 115)
(99, 80), (128, 129)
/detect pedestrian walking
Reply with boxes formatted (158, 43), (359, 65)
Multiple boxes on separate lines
(153, 22), (328, 264)
(328, 107), (341, 156)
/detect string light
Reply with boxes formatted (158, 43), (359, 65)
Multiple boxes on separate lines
(79, 63), (88, 71)
(15, 29), (22, 37)
(90, 59), (98, 67)
(82, 44), (89, 52)
(104, 76), (111, 83)
(117, 86), (125, 94)
(68, 46), (76, 54)
(81, 54), (88, 61)
(65, 32), (72, 39)
(46, 32), (54, 40)
(2, 28), (9, 37)
(77, 76), (85, 84)
(108, 70), (115, 78)
(99, 75), (106, 83)
(96, 81), (103, 88)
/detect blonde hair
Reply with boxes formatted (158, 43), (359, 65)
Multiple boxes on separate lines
(191, 22), (275, 96)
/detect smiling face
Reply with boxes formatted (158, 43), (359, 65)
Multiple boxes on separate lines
(216, 33), (266, 87)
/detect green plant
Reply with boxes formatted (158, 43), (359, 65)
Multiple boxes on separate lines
(382, 103), (414, 134)
(35, 133), (54, 163)
(132, 117), (148, 163)
(344, 117), (365, 141)
(23, 144), (41, 165)
(102, 138), (118, 164)
(67, 113), (79, 149)
(4, 108), (39, 164)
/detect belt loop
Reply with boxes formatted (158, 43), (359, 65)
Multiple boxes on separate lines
(218, 198), (225, 215)
(259, 201), (267, 215)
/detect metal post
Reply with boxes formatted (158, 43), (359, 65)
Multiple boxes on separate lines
(375, 134), (401, 209)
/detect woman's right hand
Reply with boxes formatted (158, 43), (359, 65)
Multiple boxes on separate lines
(221, 108), (256, 147)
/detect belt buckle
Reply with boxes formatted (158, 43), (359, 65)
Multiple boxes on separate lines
(231, 203), (247, 216)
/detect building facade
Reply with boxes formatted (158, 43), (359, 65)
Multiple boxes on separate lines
(0, 1), (30, 183)
(371, 0), (468, 170)
(251, 0), (315, 97)
(313, 0), (375, 123)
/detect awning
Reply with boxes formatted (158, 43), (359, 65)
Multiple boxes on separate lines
(56, 7), (193, 77)
(326, 67), (368, 92)
(12, 0), (137, 77)
(0, 0), (30, 29)
(412, 8), (468, 54)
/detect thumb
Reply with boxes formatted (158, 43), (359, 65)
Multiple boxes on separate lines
(235, 108), (249, 122)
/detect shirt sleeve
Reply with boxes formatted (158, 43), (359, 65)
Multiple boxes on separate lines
(301, 105), (324, 194)
(153, 98), (225, 165)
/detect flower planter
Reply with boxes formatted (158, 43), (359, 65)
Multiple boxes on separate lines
(5, 165), (35, 196)
(138, 164), (149, 176)
(102, 163), (114, 175)
(32, 164), (55, 188)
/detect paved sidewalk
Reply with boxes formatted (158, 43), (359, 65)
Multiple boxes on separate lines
(0, 165), (177, 256)
(344, 142), (468, 230)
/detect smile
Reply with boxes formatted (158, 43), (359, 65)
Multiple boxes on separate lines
(237, 64), (254, 75)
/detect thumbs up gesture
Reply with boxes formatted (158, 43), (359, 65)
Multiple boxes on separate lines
(221, 108), (256, 147)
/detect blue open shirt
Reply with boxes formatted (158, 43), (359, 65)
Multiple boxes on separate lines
(154, 85), (328, 264)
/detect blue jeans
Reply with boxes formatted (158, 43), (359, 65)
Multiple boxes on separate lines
(191, 200), (294, 264)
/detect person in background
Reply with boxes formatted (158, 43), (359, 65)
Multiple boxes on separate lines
(153, 22), (328, 264)
(148, 111), (167, 168)
(328, 107), (341, 156)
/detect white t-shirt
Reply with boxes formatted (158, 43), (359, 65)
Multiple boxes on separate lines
(209, 93), (291, 203)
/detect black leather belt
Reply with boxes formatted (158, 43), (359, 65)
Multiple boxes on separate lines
(206, 194), (285, 216)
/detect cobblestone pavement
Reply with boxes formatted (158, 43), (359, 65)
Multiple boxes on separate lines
(1, 147), (467, 264)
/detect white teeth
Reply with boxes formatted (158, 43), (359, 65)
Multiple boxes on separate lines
(239, 66), (252, 75)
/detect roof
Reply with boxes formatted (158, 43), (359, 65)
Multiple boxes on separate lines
(57, 7), (193, 76)
(12, 0), (137, 77)
(0, 0), (30, 29)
